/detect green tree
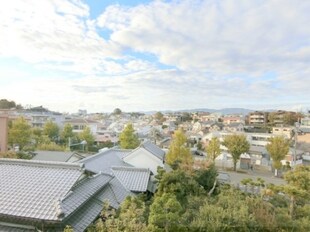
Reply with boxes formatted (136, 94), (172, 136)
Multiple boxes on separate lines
(148, 193), (183, 232)
(43, 120), (59, 142)
(206, 137), (221, 161)
(8, 117), (32, 150)
(61, 123), (75, 146)
(113, 108), (122, 115)
(266, 136), (289, 177)
(0, 99), (17, 109)
(78, 126), (95, 151)
(154, 112), (165, 123)
(119, 124), (140, 149)
(166, 129), (192, 166)
(222, 134), (250, 171)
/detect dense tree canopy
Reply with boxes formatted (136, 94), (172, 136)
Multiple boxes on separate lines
(78, 127), (95, 151)
(119, 123), (140, 149)
(8, 117), (32, 150)
(0, 99), (22, 109)
(43, 120), (59, 141)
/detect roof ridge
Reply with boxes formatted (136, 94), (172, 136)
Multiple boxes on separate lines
(111, 166), (150, 172)
(0, 158), (83, 169)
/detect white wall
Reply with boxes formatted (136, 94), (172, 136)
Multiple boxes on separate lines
(123, 148), (164, 174)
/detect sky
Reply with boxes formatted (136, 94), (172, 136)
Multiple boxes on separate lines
(0, 0), (309, 113)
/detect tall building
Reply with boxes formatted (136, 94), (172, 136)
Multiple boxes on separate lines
(0, 116), (8, 152)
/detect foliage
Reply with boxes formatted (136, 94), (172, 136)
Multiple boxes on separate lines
(0, 151), (32, 159)
(119, 123), (140, 149)
(43, 120), (59, 141)
(78, 127), (95, 151)
(61, 123), (75, 146)
(206, 137), (221, 161)
(37, 142), (66, 151)
(156, 169), (203, 206)
(154, 111), (164, 121)
(222, 134), (250, 171)
(166, 129), (192, 166)
(266, 136), (289, 175)
(0, 99), (22, 109)
(148, 193), (183, 232)
(8, 117), (32, 150)
(194, 163), (218, 192)
(112, 108), (122, 115)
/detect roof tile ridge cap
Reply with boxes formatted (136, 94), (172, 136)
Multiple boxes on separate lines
(0, 158), (83, 169)
(111, 165), (150, 172)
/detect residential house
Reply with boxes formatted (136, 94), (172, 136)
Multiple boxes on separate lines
(122, 141), (166, 175)
(0, 159), (132, 232)
(247, 111), (268, 125)
(272, 126), (293, 139)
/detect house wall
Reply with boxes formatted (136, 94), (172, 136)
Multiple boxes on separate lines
(0, 116), (8, 152)
(123, 148), (164, 174)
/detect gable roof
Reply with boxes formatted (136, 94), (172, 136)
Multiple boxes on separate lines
(0, 159), (83, 222)
(140, 141), (165, 161)
(111, 166), (150, 192)
(31, 151), (75, 162)
(79, 149), (132, 174)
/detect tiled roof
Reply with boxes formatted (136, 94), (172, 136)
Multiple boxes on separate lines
(63, 175), (132, 232)
(111, 166), (150, 192)
(79, 149), (132, 173)
(61, 174), (113, 218)
(0, 159), (83, 221)
(140, 141), (165, 160)
(31, 151), (74, 162)
(0, 225), (34, 232)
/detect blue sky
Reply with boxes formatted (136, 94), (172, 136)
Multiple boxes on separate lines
(0, 0), (310, 113)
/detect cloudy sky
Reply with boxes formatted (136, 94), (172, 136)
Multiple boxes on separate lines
(0, 0), (309, 113)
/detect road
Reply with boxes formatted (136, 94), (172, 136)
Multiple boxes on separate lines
(218, 169), (286, 186)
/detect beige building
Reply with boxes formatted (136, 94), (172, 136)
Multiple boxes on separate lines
(0, 116), (8, 152)
(248, 111), (268, 125)
(272, 126), (293, 139)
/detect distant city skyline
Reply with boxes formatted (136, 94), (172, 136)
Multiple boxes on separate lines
(0, 0), (309, 113)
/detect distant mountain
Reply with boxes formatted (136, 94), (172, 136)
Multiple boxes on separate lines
(142, 108), (255, 115)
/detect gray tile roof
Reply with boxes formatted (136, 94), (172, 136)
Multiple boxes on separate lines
(61, 174), (113, 218)
(0, 159), (83, 222)
(31, 151), (74, 162)
(63, 175), (133, 232)
(111, 166), (150, 192)
(79, 149), (132, 173)
(140, 141), (165, 160)
(0, 225), (34, 232)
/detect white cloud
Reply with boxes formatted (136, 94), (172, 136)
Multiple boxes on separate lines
(97, 0), (310, 74)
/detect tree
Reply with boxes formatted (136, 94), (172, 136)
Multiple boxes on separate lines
(206, 137), (221, 161)
(154, 112), (164, 122)
(266, 136), (289, 177)
(61, 123), (75, 146)
(119, 124), (140, 149)
(166, 129), (192, 166)
(113, 108), (122, 115)
(78, 127), (95, 151)
(222, 134), (250, 171)
(0, 99), (17, 109)
(8, 117), (32, 150)
(148, 193), (183, 232)
(43, 120), (59, 142)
